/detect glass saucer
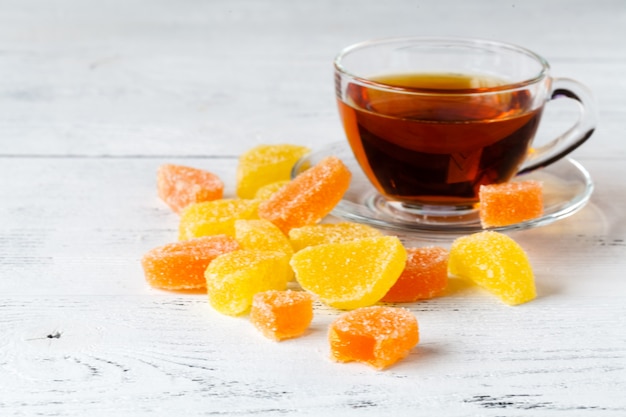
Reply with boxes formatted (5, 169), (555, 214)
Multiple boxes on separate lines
(292, 142), (594, 237)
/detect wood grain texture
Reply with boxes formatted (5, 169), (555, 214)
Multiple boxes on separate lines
(1, 0), (625, 415)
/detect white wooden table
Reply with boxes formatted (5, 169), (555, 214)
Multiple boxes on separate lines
(2, 0), (625, 415)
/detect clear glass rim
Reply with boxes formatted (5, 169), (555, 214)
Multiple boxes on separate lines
(334, 36), (551, 95)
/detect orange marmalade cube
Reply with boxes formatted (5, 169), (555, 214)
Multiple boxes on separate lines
(141, 235), (239, 290)
(381, 246), (449, 303)
(328, 306), (419, 369)
(258, 156), (351, 234)
(157, 164), (224, 213)
(250, 290), (314, 341)
(479, 180), (544, 228)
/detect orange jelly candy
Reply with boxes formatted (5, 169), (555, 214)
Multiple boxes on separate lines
(141, 235), (240, 290)
(157, 164), (224, 213)
(258, 156), (351, 233)
(381, 246), (449, 303)
(479, 180), (544, 228)
(328, 306), (419, 369)
(250, 290), (314, 341)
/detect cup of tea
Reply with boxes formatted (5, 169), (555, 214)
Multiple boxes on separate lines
(334, 37), (596, 217)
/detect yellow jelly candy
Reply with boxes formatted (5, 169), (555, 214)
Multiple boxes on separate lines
(234, 219), (294, 258)
(448, 231), (536, 305)
(288, 222), (383, 252)
(205, 250), (291, 316)
(236, 144), (310, 199)
(290, 236), (407, 310)
(234, 219), (294, 280)
(254, 180), (290, 200)
(178, 199), (260, 240)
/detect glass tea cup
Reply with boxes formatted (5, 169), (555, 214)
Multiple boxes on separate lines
(334, 37), (596, 218)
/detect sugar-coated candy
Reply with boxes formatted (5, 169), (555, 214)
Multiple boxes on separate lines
(205, 250), (291, 316)
(254, 180), (290, 200)
(448, 231), (536, 305)
(141, 235), (240, 290)
(290, 236), (406, 310)
(178, 199), (260, 240)
(157, 164), (224, 213)
(250, 290), (314, 341)
(328, 306), (419, 369)
(381, 246), (449, 303)
(288, 222), (382, 252)
(479, 180), (544, 228)
(234, 219), (294, 258)
(236, 144), (310, 199)
(258, 156), (351, 234)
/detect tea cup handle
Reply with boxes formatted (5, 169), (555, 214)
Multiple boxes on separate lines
(518, 78), (597, 175)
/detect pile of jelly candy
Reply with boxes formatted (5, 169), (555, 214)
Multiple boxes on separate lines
(141, 143), (541, 370)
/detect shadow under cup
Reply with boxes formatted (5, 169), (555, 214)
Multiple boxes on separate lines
(334, 37), (596, 218)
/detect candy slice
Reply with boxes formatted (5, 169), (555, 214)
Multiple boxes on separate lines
(290, 236), (406, 310)
(381, 246), (449, 303)
(234, 219), (294, 258)
(288, 222), (382, 252)
(258, 156), (351, 234)
(448, 231), (536, 305)
(236, 144), (311, 199)
(205, 250), (291, 316)
(141, 235), (240, 290)
(479, 180), (544, 228)
(157, 164), (224, 214)
(328, 306), (419, 369)
(178, 199), (260, 240)
(254, 180), (290, 200)
(250, 290), (314, 341)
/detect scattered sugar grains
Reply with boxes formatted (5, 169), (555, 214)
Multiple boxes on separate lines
(157, 164), (224, 213)
(381, 246), (449, 303)
(236, 144), (311, 199)
(258, 156), (351, 234)
(250, 290), (314, 341)
(178, 198), (260, 240)
(141, 235), (240, 290)
(288, 222), (382, 252)
(290, 236), (407, 310)
(479, 180), (544, 228)
(448, 231), (536, 305)
(328, 306), (419, 369)
(205, 250), (291, 316)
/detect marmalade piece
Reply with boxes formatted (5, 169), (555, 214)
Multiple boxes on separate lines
(448, 231), (536, 305)
(290, 236), (406, 310)
(178, 199), (260, 240)
(141, 235), (239, 290)
(234, 219), (294, 258)
(381, 246), (449, 303)
(250, 290), (314, 341)
(234, 219), (294, 280)
(328, 306), (419, 369)
(258, 156), (351, 234)
(205, 250), (290, 316)
(157, 164), (224, 214)
(288, 222), (382, 252)
(254, 180), (290, 200)
(479, 180), (544, 228)
(236, 144), (310, 199)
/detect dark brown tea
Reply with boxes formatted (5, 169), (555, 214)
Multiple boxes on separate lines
(337, 73), (544, 206)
